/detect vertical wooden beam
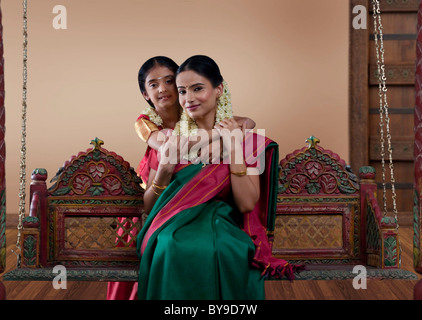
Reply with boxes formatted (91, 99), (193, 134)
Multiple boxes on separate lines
(414, 0), (422, 275)
(349, 0), (369, 172)
(0, 0), (6, 300)
(0, 0), (6, 276)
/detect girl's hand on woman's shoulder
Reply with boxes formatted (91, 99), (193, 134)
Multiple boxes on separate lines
(215, 118), (244, 154)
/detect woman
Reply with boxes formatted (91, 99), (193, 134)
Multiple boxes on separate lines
(107, 56), (256, 300)
(136, 55), (299, 300)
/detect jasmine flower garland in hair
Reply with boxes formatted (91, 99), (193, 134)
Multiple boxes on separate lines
(141, 105), (163, 127)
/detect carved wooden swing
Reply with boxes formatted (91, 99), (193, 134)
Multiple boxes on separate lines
(273, 136), (400, 270)
(5, 138), (144, 281)
(2, 0), (406, 284)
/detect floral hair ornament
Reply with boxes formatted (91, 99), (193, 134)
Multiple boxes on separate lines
(140, 104), (164, 127)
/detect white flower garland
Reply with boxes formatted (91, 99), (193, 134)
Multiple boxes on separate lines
(140, 104), (163, 127)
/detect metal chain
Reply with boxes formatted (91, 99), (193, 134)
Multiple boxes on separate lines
(15, 0), (28, 262)
(372, 0), (387, 215)
(372, 0), (399, 226)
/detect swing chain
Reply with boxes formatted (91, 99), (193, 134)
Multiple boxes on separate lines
(371, 0), (399, 228)
(372, 1), (400, 267)
(15, 0), (28, 263)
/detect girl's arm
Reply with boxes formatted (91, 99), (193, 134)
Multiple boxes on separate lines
(143, 164), (174, 215)
(142, 135), (188, 214)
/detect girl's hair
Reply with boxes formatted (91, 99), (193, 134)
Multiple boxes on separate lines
(177, 55), (223, 88)
(138, 56), (179, 107)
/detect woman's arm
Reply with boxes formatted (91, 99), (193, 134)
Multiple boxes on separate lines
(215, 118), (260, 213)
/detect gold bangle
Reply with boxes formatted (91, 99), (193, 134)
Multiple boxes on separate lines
(230, 170), (247, 176)
(151, 185), (162, 196)
(152, 180), (167, 190)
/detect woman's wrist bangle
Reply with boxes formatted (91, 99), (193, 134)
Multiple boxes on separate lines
(151, 185), (162, 196)
(230, 170), (247, 176)
(150, 180), (167, 196)
(152, 180), (167, 190)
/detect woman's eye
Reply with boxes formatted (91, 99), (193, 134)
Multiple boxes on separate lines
(178, 90), (186, 95)
(194, 86), (203, 92)
(149, 83), (157, 88)
(166, 79), (174, 84)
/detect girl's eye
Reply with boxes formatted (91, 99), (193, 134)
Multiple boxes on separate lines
(178, 90), (186, 95)
(166, 79), (174, 84)
(149, 83), (157, 88)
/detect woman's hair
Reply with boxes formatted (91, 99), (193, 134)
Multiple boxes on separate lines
(138, 56), (179, 107)
(177, 55), (224, 88)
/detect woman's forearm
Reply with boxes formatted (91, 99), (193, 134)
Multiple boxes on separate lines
(229, 146), (260, 213)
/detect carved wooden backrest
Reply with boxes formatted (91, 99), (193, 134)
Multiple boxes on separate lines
(274, 136), (362, 264)
(23, 138), (144, 268)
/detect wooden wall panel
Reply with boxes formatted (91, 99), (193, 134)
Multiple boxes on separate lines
(350, 0), (419, 226)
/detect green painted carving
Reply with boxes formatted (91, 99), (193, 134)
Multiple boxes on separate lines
(51, 186), (71, 196)
(384, 235), (398, 267)
(23, 235), (37, 266)
(93, 149), (101, 161)
(3, 267), (139, 281)
(359, 166), (376, 175)
(32, 168), (47, 175)
(90, 137), (104, 150)
(23, 216), (39, 224)
(306, 182), (320, 194)
(89, 185), (104, 196)
(381, 216), (397, 226)
(306, 136), (320, 149)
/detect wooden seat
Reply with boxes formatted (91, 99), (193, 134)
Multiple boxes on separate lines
(273, 136), (400, 269)
(4, 136), (402, 283)
(4, 138), (144, 281)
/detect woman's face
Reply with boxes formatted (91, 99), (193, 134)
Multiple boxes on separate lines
(143, 65), (179, 112)
(176, 70), (223, 128)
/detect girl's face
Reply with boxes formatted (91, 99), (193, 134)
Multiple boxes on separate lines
(176, 70), (223, 129)
(143, 65), (179, 112)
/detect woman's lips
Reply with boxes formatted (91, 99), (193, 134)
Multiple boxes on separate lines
(186, 104), (200, 111)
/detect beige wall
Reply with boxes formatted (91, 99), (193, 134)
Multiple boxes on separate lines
(2, 0), (349, 214)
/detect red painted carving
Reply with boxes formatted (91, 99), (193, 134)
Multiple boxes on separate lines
(276, 137), (399, 268)
(24, 139), (144, 268)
